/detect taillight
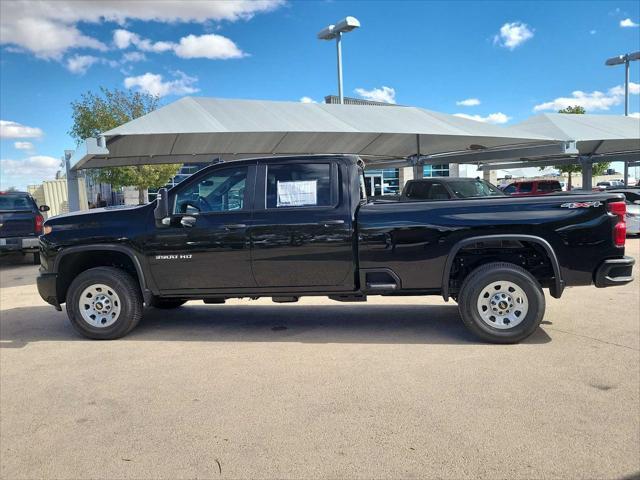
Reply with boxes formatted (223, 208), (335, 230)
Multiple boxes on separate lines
(35, 214), (44, 234)
(614, 223), (626, 246)
(608, 201), (626, 247)
(608, 201), (626, 218)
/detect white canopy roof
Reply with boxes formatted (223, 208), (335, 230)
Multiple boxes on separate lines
(510, 113), (640, 156)
(69, 97), (556, 170)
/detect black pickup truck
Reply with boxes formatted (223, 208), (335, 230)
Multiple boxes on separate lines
(37, 155), (634, 343)
(1, 191), (49, 264)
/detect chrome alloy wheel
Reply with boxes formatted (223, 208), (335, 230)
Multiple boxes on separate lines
(79, 284), (122, 328)
(476, 280), (529, 329)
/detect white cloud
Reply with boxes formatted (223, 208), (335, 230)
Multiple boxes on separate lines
(112, 29), (174, 53)
(533, 82), (640, 112)
(122, 51), (146, 63)
(620, 18), (639, 27)
(0, 1), (283, 59)
(0, 155), (60, 190)
(354, 86), (396, 104)
(113, 30), (245, 59)
(0, 16), (107, 60)
(0, 120), (44, 139)
(65, 54), (100, 74)
(113, 29), (137, 49)
(13, 141), (35, 152)
(630, 112), (640, 119)
(456, 98), (481, 107)
(493, 22), (534, 50)
(124, 71), (199, 97)
(300, 97), (318, 104)
(453, 112), (511, 124)
(174, 34), (244, 59)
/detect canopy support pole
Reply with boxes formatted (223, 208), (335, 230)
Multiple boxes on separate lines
(65, 150), (81, 212)
(624, 160), (629, 187)
(580, 140), (604, 191)
(579, 156), (593, 191)
(413, 135), (424, 179)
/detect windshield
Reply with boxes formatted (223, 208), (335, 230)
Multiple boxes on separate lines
(447, 180), (504, 198)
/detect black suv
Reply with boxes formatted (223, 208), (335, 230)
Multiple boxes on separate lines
(0, 191), (49, 264)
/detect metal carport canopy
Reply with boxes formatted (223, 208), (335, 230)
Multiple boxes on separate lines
(68, 97), (559, 170)
(439, 113), (640, 167)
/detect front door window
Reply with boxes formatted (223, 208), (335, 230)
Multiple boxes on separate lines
(174, 166), (247, 214)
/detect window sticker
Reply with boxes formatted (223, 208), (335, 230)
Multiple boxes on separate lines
(277, 180), (318, 207)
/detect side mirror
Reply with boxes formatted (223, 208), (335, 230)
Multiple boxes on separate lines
(154, 188), (169, 226)
(39, 205), (50, 212)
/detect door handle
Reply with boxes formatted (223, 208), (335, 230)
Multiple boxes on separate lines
(319, 220), (345, 226)
(180, 216), (197, 228)
(223, 223), (247, 230)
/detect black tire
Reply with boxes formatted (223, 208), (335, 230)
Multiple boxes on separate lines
(32, 252), (40, 265)
(65, 266), (143, 340)
(458, 262), (545, 344)
(148, 296), (187, 309)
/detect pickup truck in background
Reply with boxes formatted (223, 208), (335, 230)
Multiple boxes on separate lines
(1, 191), (49, 264)
(37, 155), (635, 343)
(501, 179), (563, 196)
(400, 177), (504, 201)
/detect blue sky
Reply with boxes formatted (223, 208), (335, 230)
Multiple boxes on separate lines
(1, 0), (639, 189)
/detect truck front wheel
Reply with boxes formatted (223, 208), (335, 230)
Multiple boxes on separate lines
(66, 267), (143, 340)
(457, 262), (545, 344)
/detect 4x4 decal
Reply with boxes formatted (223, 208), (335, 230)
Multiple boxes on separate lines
(560, 201), (602, 209)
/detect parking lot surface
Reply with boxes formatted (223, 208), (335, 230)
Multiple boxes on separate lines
(1, 240), (639, 479)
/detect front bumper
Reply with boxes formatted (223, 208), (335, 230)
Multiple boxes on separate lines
(37, 272), (61, 310)
(594, 256), (635, 288)
(0, 236), (39, 253)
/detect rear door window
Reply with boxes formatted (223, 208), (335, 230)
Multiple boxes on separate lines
(405, 182), (433, 199)
(538, 182), (561, 192)
(427, 183), (451, 200)
(519, 183), (533, 193)
(266, 163), (332, 208)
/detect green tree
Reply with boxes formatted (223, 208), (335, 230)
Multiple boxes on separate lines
(69, 87), (180, 204)
(544, 105), (609, 189)
(558, 105), (586, 114)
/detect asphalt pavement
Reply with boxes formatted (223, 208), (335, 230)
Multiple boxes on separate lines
(1, 240), (639, 479)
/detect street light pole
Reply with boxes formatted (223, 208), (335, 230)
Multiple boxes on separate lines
(336, 32), (343, 104)
(318, 16), (360, 105)
(624, 58), (630, 116)
(605, 51), (640, 186)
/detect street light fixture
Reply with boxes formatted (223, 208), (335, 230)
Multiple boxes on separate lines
(318, 16), (361, 104)
(605, 51), (640, 116)
(605, 51), (639, 186)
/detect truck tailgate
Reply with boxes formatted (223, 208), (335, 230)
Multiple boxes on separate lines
(0, 211), (36, 238)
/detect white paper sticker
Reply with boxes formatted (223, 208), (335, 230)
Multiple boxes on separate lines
(277, 180), (317, 207)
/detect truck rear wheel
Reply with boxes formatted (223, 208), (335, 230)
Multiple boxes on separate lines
(66, 267), (142, 340)
(457, 262), (545, 344)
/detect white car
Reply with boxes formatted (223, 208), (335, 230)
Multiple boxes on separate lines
(627, 201), (640, 235)
(611, 190), (640, 235)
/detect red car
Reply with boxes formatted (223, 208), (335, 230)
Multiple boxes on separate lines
(501, 180), (562, 196)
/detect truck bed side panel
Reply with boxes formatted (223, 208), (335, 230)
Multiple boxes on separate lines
(357, 194), (622, 290)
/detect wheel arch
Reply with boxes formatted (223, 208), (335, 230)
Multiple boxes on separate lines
(441, 234), (564, 301)
(54, 244), (151, 304)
